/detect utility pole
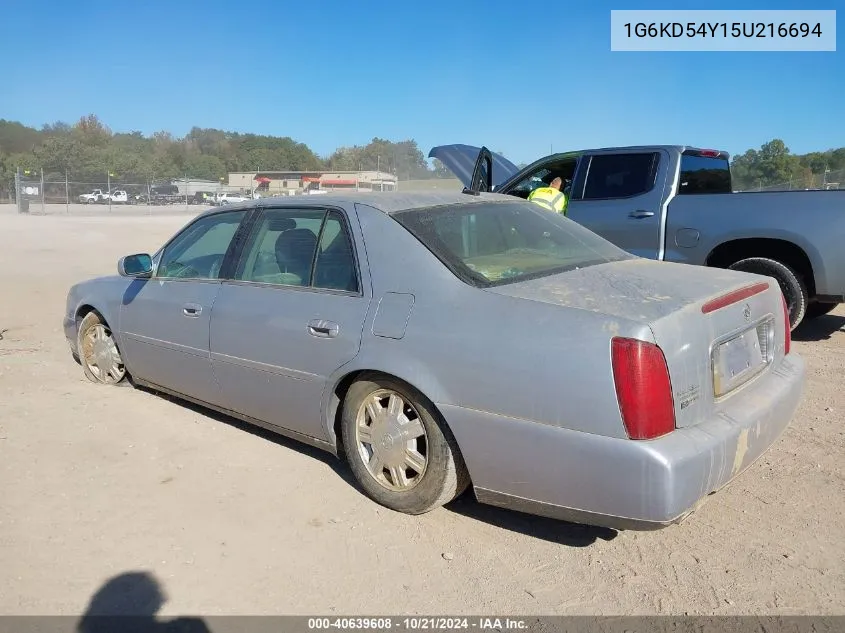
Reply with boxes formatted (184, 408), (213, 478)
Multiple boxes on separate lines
(65, 169), (69, 214)
(107, 171), (112, 212)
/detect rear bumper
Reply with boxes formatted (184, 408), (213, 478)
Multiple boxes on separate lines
(441, 353), (805, 530)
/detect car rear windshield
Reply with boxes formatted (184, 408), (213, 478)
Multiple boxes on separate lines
(393, 200), (633, 287)
(678, 152), (732, 194)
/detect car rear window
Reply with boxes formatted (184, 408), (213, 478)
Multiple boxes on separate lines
(393, 200), (633, 287)
(678, 152), (732, 194)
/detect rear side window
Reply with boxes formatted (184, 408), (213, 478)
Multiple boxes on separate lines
(582, 153), (659, 200)
(393, 200), (633, 287)
(678, 153), (732, 194)
(234, 208), (359, 292)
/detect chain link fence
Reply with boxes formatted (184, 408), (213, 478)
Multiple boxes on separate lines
(5, 169), (247, 215)
(5, 164), (844, 215)
(733, 168), (845, 192)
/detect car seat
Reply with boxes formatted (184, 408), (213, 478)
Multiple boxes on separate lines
(275, 228), (318, 284)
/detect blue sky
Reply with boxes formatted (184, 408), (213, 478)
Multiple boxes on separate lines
(0, 0), (841, 164)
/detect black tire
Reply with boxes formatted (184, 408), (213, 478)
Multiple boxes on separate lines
(76, 311), (128, 385)
(727, 257), (807, 331)
(340, 373), (470, 515)
(803, 301), (839, 321)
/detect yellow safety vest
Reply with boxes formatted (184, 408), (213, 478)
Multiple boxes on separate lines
(528, 187), (567, 214)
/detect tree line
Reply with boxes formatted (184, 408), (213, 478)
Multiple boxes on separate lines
(731, 139), (845, 190)
(1, 115), (843, 192)
(0, 115), (448, 189)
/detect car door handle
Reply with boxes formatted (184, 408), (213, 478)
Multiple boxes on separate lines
(628, 210), (655, 218)
(183, 303), (202, 317)
(308, 319), (339, 338)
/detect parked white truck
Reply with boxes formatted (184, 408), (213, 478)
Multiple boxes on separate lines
(431, 143), (845, 330)
(78, 189), (128, 204)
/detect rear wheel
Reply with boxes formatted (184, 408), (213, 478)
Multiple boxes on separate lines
(803, 301), (839, 321)
(340, 374), (470, 515)
(77, 312), (126, 385)
(727, 257), (807, 331)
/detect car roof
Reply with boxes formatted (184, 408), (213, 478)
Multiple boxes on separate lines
(197, 191), (517, 218)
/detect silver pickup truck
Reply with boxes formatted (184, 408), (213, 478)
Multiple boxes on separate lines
(430, 144), (845, 330)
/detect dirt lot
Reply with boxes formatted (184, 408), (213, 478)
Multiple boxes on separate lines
(1, 203), (843, 616)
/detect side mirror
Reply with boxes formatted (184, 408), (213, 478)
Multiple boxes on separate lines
(118, 253), (153, 278)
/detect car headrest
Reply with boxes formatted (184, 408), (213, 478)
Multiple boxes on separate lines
(268, 217), (296, 232)
(275, 229), (318, 263)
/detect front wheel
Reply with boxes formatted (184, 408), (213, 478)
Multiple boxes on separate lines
(77, 312), (127, 385)
(727, 257), (807, 331)
(340, 375), (470, 515)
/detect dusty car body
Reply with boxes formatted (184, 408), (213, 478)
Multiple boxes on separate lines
(63, 192), (805, 530)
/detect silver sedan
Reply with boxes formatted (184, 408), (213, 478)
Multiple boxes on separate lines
(63, 192), (806, 530)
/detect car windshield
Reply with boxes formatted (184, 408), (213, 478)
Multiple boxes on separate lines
(393, 199), (633, 287)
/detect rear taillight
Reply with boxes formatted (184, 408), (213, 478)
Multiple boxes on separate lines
(611, 337), (676, 440)
(781, 293), (791, 355)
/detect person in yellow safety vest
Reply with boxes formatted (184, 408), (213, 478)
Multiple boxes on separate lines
(527, 177), (568, 214)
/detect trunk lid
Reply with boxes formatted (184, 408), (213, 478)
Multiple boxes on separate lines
(486, 258), (789, 429)
(428, 144), (521, 190)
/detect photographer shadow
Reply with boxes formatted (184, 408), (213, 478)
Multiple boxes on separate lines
(77, 571), (209, 633)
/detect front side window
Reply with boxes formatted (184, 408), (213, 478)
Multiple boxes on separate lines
(508, 168), (552, 198)
(235, 208), (359, 292)
(582, 153), (659, 200)
(157, 210), (246, 280)
(393, 200), (632, 287)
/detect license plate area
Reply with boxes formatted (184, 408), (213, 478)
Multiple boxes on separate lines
(712, 318), (774, 398)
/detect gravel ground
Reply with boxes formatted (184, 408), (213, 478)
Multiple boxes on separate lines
(0, 204), (843, 617)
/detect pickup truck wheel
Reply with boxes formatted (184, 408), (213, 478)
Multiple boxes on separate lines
(727, 257), (807, 330)
(340, 375), (470, 515)
(803, 301), (839, 321)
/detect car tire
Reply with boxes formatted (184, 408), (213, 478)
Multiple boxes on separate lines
(803, 301), (839, 321)
(727, 257), (807, 331)
(76, 311), (127, 385)
(340, 374), (470, 515)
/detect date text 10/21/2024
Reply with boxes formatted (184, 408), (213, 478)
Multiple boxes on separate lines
(307, 617), (528, 630)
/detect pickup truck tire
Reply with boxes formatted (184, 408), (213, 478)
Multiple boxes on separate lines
(727, 257), (807, 331)
(803, 301), (839, 321)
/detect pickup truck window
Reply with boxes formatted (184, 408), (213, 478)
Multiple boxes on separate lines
(678, 153), (732, 194)
(393, 200), (632, 288)
(582, 152), (660, 200)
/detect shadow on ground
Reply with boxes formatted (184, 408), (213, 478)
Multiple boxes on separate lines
(792, 314), (845, 342)
(135, 384), (617, 547)
(446, 493), (618, 547)
(77, 571), (209, 633)
(132, 383), (359, 489)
